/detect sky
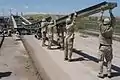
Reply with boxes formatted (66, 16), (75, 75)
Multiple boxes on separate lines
(0, 0), (119, 16)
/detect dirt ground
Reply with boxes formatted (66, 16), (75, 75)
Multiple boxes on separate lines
(0, 37), (41, 80)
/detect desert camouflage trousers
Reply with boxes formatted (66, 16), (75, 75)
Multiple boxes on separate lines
(64, 35), (74, 59)
(98, 44), (113, 74)
(42, 31), (47, 46)
(48, 34), (53, 49)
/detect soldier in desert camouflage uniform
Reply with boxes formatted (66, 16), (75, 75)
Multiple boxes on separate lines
(64, 13), (76, 61)
(97, 9), (116, 78)
(41, 18), (49, 46)
(56, 23), (65, 50)
(47, 20), (55, 49)
(35, 23), (42, 40)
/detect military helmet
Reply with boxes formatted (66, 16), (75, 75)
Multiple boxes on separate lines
(3, 30), (6, 33)
(103, 18), (110, 25)
(16, 31), (19, 34)
(50, 21), (54, 24)
(42, 18), (46, 22)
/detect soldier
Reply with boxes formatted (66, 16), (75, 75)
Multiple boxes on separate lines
(56, 25), (61, 47)
(8, 29), (12, 37)
(15, 31), (20, 37)
(41, 18), (49, 46)
(97, 9), (115, 78)
(57, 24), (65, 50)
(64, 13), (76, 61)
(35, 24), (41, 39)
(2, 30), (7, 37)
(2, 30), (6, 37)
(36, 26), (42, 40)
(47, 20), (55, 49)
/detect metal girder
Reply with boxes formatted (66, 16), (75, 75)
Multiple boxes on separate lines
(11, 16), (18, 28)
(26, 16), (52, 26)
(56, 1), (117, 25)
(20, 16), (32, 25)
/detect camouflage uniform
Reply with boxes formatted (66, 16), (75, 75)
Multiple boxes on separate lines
(35, 24), (41, 39)
(64, 15), (76, 61)
(56, 25), (61, 47)
(47, 20), (55, 49)
(41, 19), (49, 46)
(37, 27), (42, 39)
(8, 29), (12, 36)
(98, 10), (115, 78)
(15, 31), (20, 37)
(57, 24), (65, 50)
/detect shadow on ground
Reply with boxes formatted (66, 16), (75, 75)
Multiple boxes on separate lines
(69, 57), (86, 62)
(0, 36), (5, 48)
(0, 72), (12, 79)
(72, 48), (120, 78)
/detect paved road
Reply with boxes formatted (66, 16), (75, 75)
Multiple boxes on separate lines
(23, 34), (120, 80)
(0, 37), (39, 80)
(73, 33), (120, 80)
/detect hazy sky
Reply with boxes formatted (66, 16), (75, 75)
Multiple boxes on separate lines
(0, 0), (119, 16)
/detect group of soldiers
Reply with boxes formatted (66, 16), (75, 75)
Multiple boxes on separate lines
(35, 8), (115, 78)
(0, 29), (12, 37)
(35, 13), (77, 61)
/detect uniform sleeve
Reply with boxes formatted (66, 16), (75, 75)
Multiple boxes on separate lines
(41, 22), (48, 28)
(66, 22), (74, 30)
(101, 26), (113, 38)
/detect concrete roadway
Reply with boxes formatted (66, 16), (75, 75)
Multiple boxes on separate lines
(0, 37), (39, 80)
(23, 33), (120, 80)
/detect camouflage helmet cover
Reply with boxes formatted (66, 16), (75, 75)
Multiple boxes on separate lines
(42, 18), (46, 22)
(103, 18), (110, 25)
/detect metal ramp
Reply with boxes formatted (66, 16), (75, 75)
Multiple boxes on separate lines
(19, 15), (32, 25)
(11, 15), (17, 29)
